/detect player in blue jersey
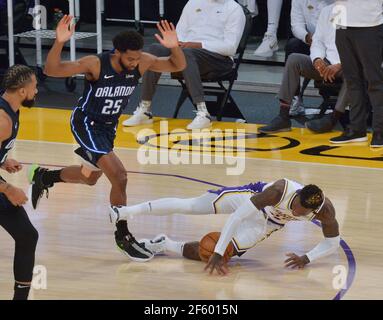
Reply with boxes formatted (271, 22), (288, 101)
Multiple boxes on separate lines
(28, 15), (186, 262)
(0, 65), (39, 299)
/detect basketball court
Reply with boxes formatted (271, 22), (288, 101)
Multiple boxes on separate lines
(1, 107), (382, 300)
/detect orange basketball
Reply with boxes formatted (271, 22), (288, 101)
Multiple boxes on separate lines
(198, 232), (234, 263)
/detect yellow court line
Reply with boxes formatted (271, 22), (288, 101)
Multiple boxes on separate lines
(18, 107), (383, 169)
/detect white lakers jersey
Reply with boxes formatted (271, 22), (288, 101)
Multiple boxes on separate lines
(263, 178), (316, 226)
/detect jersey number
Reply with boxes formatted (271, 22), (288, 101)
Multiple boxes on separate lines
(101, 99), (123, 115)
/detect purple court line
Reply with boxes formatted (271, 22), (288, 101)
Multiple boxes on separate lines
(311, 220), (356, 300)
(125, 170), (225, 188)
(20, 161), (356, 300)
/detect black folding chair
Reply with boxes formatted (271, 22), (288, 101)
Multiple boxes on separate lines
(171, 4), (253, 121)
(314, 78), (344, 117)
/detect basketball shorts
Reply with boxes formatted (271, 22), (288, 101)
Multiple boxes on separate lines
(211, 188), (283, 255)
(70, 107), (116, 168)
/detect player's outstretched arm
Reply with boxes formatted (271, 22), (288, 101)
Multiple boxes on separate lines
(285, 199), (340, 269)
(44, 15), (97, 79)
(205, 184), (282, 275)
(140, 20), (186, 75)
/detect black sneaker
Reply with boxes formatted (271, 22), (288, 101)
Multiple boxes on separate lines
(258, 115), (291, 133)
(27, 164), (51, 209)
(115, 231), (154, 262)
(371, 132), (383, 148)
(306, 114), (337, 133)
(329, 129), (368, 144)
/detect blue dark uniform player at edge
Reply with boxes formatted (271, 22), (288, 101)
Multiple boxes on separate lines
(1, 65), (39, 299)
(27, 15), (187, 262)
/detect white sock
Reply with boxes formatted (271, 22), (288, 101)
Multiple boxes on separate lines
(166, 237), (185, 256)
(266, 0), (283, 37)
(196, 102), (209, 115)
(139, 100), (152, 112)
(117, 198), (195, 219)
(118, 202), (151, 219)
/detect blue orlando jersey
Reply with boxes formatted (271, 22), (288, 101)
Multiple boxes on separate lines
(0, 96), (19, 165)
(77, 51), (140, 124)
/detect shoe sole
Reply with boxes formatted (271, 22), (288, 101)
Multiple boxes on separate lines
(27, 164), (39, 184)
(254, 46), (279, 58)
(330, 136), (368, 144)
(27, 184), (41, 210)
(370, 144), (383, 148)
(27, 164), (43, 210)
(258, 127), (292, 134)
(186, 123), (212, 131)
(116, 245), (154, 262)
(122, 119), (154, 127)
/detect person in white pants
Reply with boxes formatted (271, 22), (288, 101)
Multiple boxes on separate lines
(253, 0), (283, 58)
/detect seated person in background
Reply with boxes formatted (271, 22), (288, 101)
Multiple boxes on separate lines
(253, 0), (283, 58)
(258, 3), (348, 134)
(286, 0), (335, 115)
(286, 0), (334, 59)
(123, 0), (246, 130)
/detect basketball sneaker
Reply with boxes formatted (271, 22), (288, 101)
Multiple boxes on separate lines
(115, 231), (154, 262)
(122, 106), (153, 127)
(186, 111), (212, 130)
(258, 115), (292, 133)
(254, 33), (279, 58)
(27, 164), (51, 209)
(329, 129), (368, 144)
(139, 234), (168, 255)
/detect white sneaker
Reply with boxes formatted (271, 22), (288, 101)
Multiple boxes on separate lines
(186, 111), (212, 130)
(139, 234), (168, 255)
(289, 96), (305, 116)
(254, 33), (279, 58)
(122, 106), (153, 127)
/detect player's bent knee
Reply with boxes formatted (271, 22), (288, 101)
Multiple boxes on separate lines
(16, 226), (39, 248)
(111, 170), (128, 188)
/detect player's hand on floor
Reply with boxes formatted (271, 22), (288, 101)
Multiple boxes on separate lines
(4, 184), (28, 206)
(1, 158), (22, 173)
(204, 253), (229, 276)
(284, 253), (310, 269)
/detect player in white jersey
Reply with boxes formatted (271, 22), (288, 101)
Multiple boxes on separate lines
(110, 178), (340, 274)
